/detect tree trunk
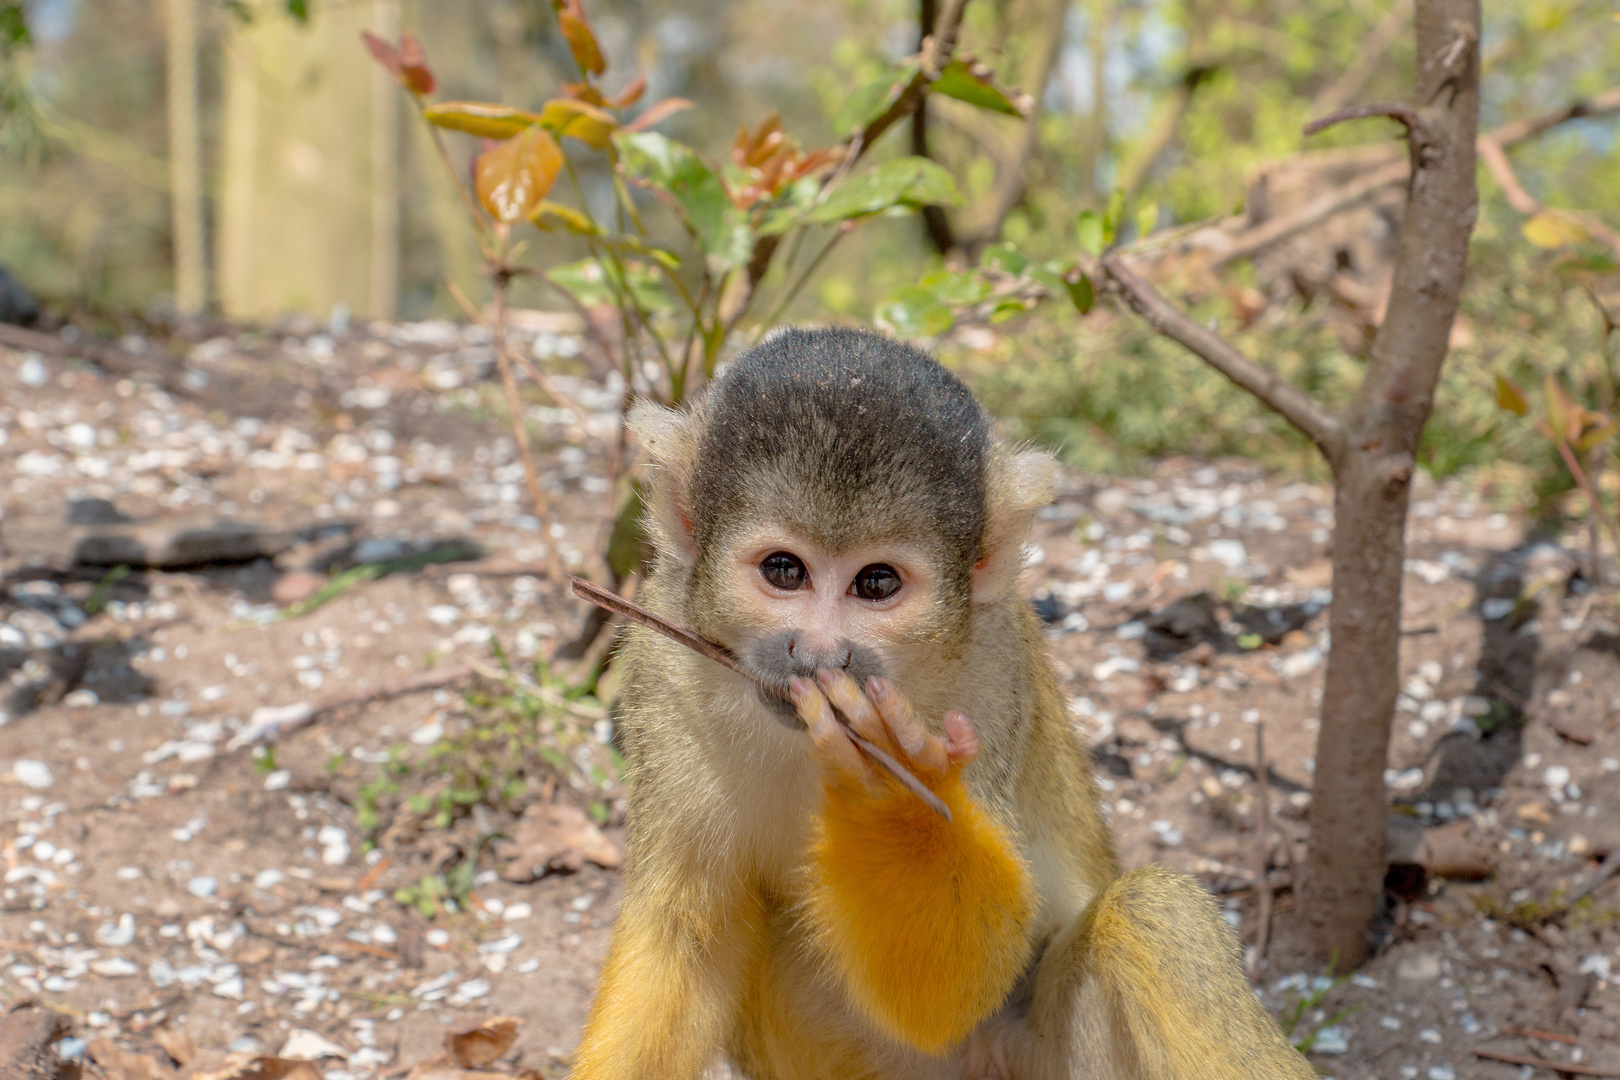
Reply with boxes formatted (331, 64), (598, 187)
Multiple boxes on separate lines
(164, 0), (206, 316)
(1292, 0), (1480, 968)
(1297, 453), (1411, 964)
(1100, 0), (1480, 968)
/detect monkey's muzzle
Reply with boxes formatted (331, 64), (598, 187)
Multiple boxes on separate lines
(742, 631), (887, 730)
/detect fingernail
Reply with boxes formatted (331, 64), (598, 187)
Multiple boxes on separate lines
(816, 668), (837, 687)
(866, 677), (890, 700)
(788, 677), (810, 702)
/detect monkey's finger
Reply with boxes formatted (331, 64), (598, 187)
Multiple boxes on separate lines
(816, 669), (900, 759)
(866, 677), (948, 777)
(791, 677), (869, 783)
(942, 709), (981, 766)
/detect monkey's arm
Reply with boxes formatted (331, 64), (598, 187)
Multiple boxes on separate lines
(1008, 866), (1316, 1080)
(794, 673), (1035, 1055)
(571, 870), (765, 1080)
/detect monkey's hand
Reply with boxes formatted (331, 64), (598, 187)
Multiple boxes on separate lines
(789, 672), (1034, 1055)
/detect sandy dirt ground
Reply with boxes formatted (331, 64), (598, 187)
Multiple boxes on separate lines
(0, 318), (1616, 1079)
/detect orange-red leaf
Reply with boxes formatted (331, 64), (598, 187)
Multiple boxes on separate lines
(539, 98), (617, 149)
(558, 5), (606, 76)
(397, 31), (436, 94)
(560, 80), (608, 107)
(361, 31), (402, 79)
(424, 102), (544, 140)
(622, 97), (692, 133)
(476, 127), (564, 223)
(609, 75), (647, 109)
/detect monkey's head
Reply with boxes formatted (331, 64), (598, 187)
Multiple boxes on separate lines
(631, 326), (1055, 726)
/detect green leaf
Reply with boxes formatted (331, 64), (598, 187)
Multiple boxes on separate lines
(1494, 375), (1529, 416)
(803, 157), (963, 225)
(875, 286), (954, 338)
(989, 298), (1034, 323)
(1102, 189), (1125, 245)
(981, 242), (1030, 276)
(615, 131), (752, 269)
(285, 0), (308, 22)
(918, 268), (990, 307)
(831, 60), (921, 135)
(1077, 211), (1105, 257)
(1, 2), (32, 48)
(1065, 269), (1095, 314)
(550, 258), (675, 312)
(1136, 201), (1159, 241)
(930, 60), (1024, 117)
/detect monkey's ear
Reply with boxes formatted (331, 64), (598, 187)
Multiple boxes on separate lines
(973, 447), (1058, 602)
(628, 400), (701, 563)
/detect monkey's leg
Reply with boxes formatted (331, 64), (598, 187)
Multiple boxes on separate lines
(1002, 866), (1315, 1080)
(571, 877), (766, 1080)
(798, 674), (1036, 1057)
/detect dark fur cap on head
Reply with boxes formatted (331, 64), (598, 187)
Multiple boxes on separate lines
(689, 326), (992, 577)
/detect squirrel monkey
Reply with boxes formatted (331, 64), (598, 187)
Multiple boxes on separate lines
(572, 327), (1314, 1079)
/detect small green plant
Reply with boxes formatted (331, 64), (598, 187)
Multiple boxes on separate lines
(251, 744), (278, 775)
(1277, 969), (1361, 1054)
(362, 0), (1018, 641)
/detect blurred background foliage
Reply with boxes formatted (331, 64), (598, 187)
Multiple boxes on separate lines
(0, 0), (1617, 503)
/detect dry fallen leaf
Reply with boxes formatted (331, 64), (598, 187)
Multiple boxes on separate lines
(1412, 820), (1493, 881)
(89, 1038), (175, 1080)
(180, 1051), (323, 1080)
(154, 1028), (198, 1067)
(446, 1017), (521, 1069)
(497, 802), (622, 881)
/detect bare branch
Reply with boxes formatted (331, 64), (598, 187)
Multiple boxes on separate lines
(1211, 158), (1409, 268)
(1099, 254), (1343, 456)
(1304, 102), (1419, 137)
(1489, 85), (1620, 148)
(1117, 64), (1219, 203)
(1311, 0), (1414, 116)
(857, 0), (971, 156)
(1478, 134), (1620, 261)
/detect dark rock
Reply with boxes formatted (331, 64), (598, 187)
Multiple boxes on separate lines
(0, 266), (39, 326)
(66, 498), (131, 526)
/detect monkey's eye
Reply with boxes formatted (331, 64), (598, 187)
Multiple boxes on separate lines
(760, 552), (808, 591)
(851, 564), (902, 602)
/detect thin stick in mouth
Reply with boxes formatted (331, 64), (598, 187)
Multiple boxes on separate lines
(570, 576), (952, 821)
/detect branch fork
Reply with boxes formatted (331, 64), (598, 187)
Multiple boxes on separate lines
(1304, 102), (1420, 138)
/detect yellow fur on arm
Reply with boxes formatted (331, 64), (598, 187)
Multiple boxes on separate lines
(808, 769), (1034, 1054)
(572, 886), (765, 1080)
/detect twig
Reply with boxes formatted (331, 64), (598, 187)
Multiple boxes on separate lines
(569, 576), (951, 821)
(1099, 254), (1344, 456)
(0, 323), (191, 397)
(1567, 847), (1620, 905)
(1477, 135), (1620, 261)
(1472, 1048), (1619, 1077)
(454, 651), (607, 721)
(1488, 86), (1620, 149)
(1501, 1026), (1581, 1046)
(1304, 102), (1420, 137)
(1248, 721), (1274, 979)
(1311, 0), (1414, 116)
(227, 666), (474, 749)
(442, 275), (590, 418)
(1210, 158), (1410, 267)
